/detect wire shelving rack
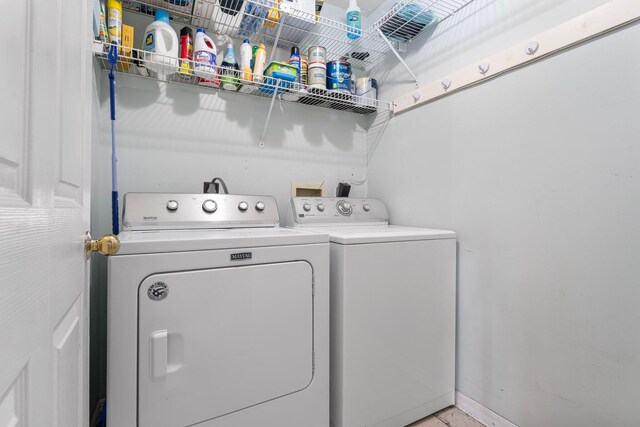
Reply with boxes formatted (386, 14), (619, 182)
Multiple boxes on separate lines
(94, 41), (391, 113)
(121, 0), (474, 71)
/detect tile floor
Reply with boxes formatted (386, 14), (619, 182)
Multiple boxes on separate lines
(409, 406), (486, 427)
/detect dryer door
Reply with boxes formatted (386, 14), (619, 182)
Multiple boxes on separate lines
(137, 261), (314, 427)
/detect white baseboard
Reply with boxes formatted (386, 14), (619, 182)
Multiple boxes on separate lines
(455, 392), (519, 427)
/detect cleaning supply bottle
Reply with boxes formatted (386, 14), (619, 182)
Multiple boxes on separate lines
(98, 0), (109, 42)
(193, 28), (217, 78)
(220, 43), (240, 90)
(107, 0), (123, 44)
(240, 39), (253, 81)
(251, 45), (258, 70)
(265, 0), (281, 28)
(346, 0), (361, 40)
(179, 27), (194, 77)
(253, 43), (267, 83)
(289, 46), (301, 83)
(142, 9), (179, 77)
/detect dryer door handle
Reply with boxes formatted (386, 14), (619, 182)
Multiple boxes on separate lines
(150, 330), (168, 379)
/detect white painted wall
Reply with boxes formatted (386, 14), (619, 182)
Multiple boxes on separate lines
(368, 1), (640, 426)
(89, 13), (370, 407)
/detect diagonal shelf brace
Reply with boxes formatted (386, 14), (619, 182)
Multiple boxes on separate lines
(376, 28), (420, 88)
(259, 81), (282, 147)
(268, 20), (284, 64)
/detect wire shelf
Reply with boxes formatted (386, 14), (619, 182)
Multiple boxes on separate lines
(370, 0), (473, 44)
(121, 0), (474, 71)
(123, 0), (390, 70)
(93, 41), (392, 115)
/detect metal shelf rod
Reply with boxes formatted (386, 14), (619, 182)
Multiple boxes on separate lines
(267, 21), (284, 64)
(259, 81), (281, 147)
(376, 28), (419, 86)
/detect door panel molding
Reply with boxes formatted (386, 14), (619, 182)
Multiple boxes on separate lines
(53, 298), (82, 427)
(0, 0), (31, 207)
(0, 366), (27, 427)
(54, 0), (85, 207)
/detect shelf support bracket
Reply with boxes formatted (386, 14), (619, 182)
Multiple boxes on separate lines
(259, 81), (281, 147)
(376, 28), (419, 88)
(268, 21), (284, 64)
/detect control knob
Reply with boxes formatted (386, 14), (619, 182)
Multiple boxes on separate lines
(302, 203), (311, 212)
(363, 204), (371, 212)
(238, 201), (249, 212)
(317, 204), (325, 212)
(166, 200), (179, 211)
(337, 200), (353, 216)
(202, 199), (217, 213)
(255, 201), (265, 212)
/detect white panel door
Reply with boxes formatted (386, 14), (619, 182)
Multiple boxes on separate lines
(0, 0), (93, 426)
(137, 262), (314, 427)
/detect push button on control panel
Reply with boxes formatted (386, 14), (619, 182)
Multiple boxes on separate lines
(202, 199), (217, 213)
(166, 200), (179, 211)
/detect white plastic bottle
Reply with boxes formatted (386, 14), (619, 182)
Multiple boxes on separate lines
(239, 39), (253, 81)
(193, 28), (218, 78)
(142, 9), (179, 78)
(253, 43), (267, 83)
(346, 0), (361, 40)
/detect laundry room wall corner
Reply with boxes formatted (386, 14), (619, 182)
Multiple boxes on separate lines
(367, 1), (640, 426)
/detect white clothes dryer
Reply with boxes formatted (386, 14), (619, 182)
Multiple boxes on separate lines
(107, 193), (329, 427)
(288, 197), (456, 427)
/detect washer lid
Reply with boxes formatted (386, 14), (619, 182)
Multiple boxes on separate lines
(297, 225), (456, 244)
(114, 227), (328, 255)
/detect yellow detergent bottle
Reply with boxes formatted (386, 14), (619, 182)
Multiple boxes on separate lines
(265, 0), (281, 28)
(107, 0), (123, 44)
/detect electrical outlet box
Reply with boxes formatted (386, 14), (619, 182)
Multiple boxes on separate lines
(291, 181), (325, 197)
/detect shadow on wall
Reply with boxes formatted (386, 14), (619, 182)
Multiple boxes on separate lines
(97, 73), (368, 156)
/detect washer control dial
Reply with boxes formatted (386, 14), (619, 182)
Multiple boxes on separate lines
(363, 204), (371, 212)
(166, 200), (179, 211)
(337, 200), (353, 216)
(317, 204), (325, 212)
(202, 199), (217, 213)
(255, 201), (265, 212)
(303, 203), (311, 212)
(238, 201), (249, 212)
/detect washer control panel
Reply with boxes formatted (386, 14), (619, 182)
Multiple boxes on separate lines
(123, 193), (279, 230)
(291, 197), (389, 225)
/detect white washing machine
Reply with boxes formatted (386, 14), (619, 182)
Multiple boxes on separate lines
(288, 197), (457, 427)
(107, 193), (329, 427)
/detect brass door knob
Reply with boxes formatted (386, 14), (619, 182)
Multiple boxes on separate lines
(85, 232), (121, 259)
